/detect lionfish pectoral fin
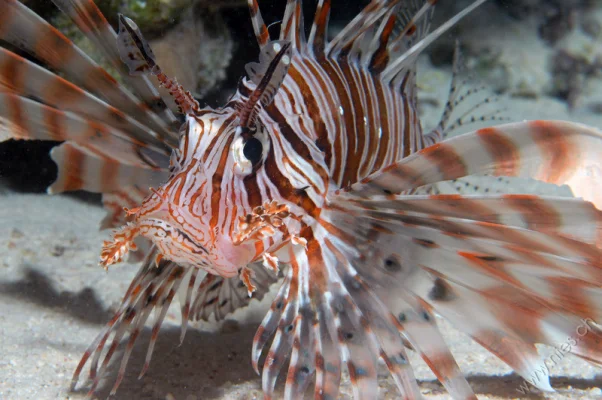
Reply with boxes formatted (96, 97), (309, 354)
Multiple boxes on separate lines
(0, 45), (171, 153)
(324, 180), (602, 395)
(323, 117), (602, 396)
(48, 143), (105, 195)
(253, 241), (321, 398)
(344, 120), (602, 210)
(1, 0), (179, 136)
(52, 0), (180, 126)
(0, 2), (174, 208)
(252, 230), (430, 399)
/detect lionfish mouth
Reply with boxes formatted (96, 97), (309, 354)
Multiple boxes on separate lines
(100, 213), (257, 278)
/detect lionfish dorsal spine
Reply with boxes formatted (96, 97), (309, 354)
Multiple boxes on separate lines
(247, 0), (270, 49)
(280, 0), (306, 50)
(364, 5), (398, 73)
(381, 0), (488, 83)
(308, 0), (331, 57)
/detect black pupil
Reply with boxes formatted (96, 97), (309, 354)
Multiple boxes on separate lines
(243, 137), (263, 166)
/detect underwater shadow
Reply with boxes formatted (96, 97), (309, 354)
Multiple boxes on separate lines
(0, 267), (113, 325)
(72, 323), (264, 400)
(419, 372), (602, 399)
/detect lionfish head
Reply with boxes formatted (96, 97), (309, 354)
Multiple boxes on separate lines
(96, 19), (312, 286)
(100, 109), (293, 278)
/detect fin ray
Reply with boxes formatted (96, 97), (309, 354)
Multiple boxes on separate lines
(344, 120), (602, 210)
(51, 0), (180, 126)
(190, 262), (278, 322)
(0, 47), (171, 153)
(0, 0), (176, 142)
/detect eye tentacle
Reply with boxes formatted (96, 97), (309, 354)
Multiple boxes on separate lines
(238, 40), (293, 129)
(117, 14), (201, 116)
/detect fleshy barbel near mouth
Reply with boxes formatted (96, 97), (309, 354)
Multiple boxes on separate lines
(99, 216), (180, 268)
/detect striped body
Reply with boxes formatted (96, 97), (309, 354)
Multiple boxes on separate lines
(245, 52), (425, 190)
(1, 0), (602, 399)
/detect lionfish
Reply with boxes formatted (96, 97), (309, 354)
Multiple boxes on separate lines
(1, 0), (601, 398)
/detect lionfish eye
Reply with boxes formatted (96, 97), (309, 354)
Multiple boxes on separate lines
(232, 125), (269, 176)
(243, 137), (263, 166)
